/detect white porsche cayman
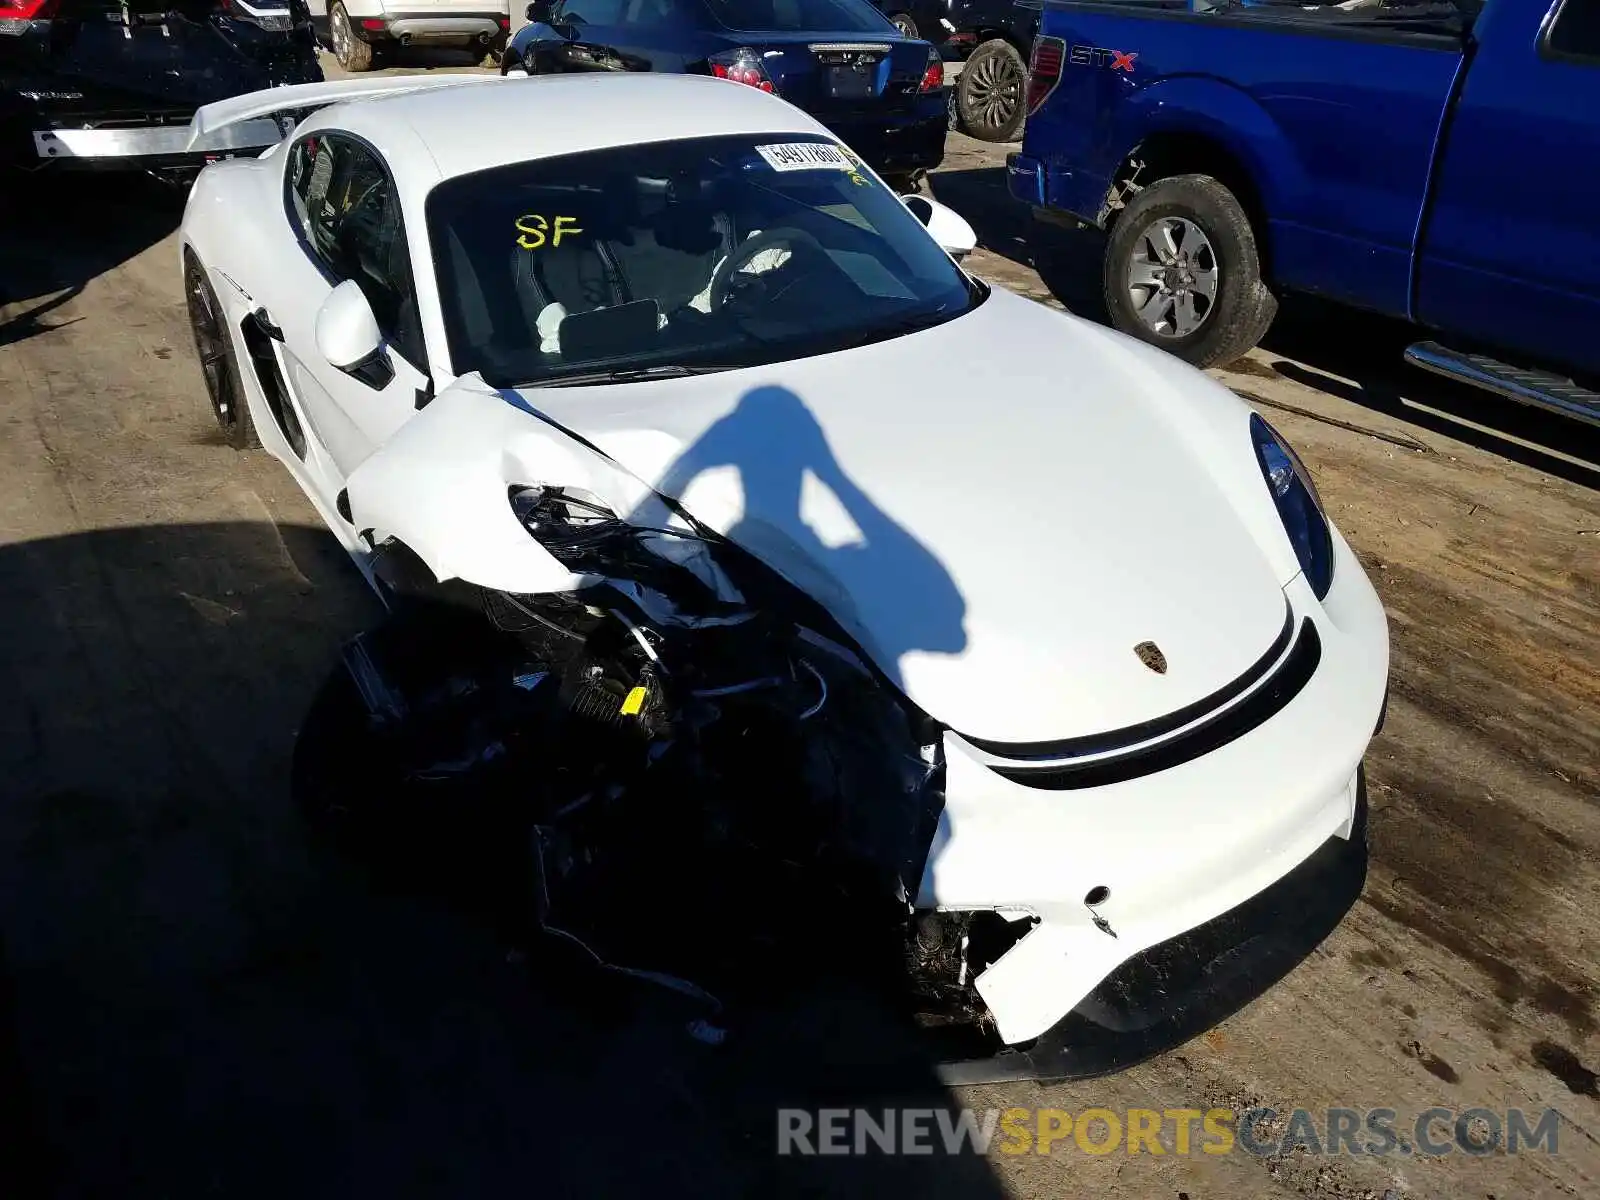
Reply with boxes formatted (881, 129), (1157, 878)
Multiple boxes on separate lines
(180, 72), (1388, 1061)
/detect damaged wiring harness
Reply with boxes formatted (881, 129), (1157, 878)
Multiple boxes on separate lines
(295, 483), (1021, 1045)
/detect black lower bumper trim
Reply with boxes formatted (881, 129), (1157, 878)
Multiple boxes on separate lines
(934, 773), (1368, 1085)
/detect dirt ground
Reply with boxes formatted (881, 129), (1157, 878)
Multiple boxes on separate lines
(0, 62), (1596, 1200)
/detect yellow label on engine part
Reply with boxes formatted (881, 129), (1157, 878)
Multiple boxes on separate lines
(620, 685), (647, 716)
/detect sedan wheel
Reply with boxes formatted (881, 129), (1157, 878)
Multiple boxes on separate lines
(956, 39), (1027, 142)
(890, 12), (918, 37)
(331, 2), (374, 72)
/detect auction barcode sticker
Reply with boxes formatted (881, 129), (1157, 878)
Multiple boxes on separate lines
(755, 142), (852, 171)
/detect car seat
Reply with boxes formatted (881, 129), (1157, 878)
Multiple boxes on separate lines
(507, 188), (631, 331)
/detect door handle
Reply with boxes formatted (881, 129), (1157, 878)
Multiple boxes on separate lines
(250, 308), (284, 341)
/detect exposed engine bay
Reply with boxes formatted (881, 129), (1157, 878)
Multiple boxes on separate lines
(292, 484), (1036, 1055)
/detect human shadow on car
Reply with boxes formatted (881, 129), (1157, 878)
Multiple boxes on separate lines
(643, 383), (969, 686)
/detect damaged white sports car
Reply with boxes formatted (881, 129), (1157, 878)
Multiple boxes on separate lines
(180, 72), (1389, 1076)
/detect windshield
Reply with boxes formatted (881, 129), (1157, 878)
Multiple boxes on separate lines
(700, 0), (893, 33)
(426, 134), (980, 387)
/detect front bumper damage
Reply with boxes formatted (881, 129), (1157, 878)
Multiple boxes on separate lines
(916, 531), (1387, 1076)
(293, 496), (1384, 1079)
(938, 792), (1367, 1084)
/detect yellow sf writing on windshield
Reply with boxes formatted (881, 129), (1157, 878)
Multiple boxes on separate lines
(516, 214), (583, 250)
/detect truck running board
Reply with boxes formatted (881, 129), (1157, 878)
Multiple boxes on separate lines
(1404, 341), (1600, 428)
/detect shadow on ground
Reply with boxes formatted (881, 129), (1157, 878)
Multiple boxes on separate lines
(0, 172), (184, 343)
(1256, 299), (1600, 487)
(940, 164), (1599, 486)
(0, 520), (1009, 1200)
(927, 166), (1034, 275)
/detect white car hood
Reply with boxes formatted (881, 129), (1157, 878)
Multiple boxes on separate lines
(514, 288), (1292, 745)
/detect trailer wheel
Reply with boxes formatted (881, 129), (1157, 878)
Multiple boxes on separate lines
(331, 3), (375, 73)
(1102, 173), (1277, 368)
(956, 39), (1027, 143)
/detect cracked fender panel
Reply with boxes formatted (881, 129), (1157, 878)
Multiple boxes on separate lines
(342, 379), (648, 595)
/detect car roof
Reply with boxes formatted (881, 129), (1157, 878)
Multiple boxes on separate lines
(316, 73), (835, 184)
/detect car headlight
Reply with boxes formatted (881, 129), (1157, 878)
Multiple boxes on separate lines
(1250, 413), (1333, 599)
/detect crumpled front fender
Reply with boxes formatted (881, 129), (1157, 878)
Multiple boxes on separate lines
(343, 378), (650, 595)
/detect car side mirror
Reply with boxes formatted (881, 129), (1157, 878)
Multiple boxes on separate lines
(902, 194), (977, 260)
(315, 280), (393, 388)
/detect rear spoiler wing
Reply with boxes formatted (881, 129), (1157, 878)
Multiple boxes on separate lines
(32, 74), (504, 166)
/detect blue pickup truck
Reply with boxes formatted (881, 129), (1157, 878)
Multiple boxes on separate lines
(1007, 0), (1600, 425)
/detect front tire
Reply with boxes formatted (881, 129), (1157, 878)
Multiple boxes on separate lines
(889, 12), (919, 37)
(184, 254), (259, 451)
(1102, 173), (1277, 368)
(331, 2), (375, 72)
(955, 39), (1027, 143)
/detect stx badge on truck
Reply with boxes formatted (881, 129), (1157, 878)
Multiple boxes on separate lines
(1069, 45), (1137, 72)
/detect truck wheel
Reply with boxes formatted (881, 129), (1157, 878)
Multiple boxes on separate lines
(956, 39), (1027, 143)
(1103, 174), (1277, 368)
(331, 3), (375, 73)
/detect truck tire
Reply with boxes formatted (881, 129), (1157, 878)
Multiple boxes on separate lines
(1103, 174), (1276, 368)
(956, 39), (1027, 143)
(331, 2), (375, 73)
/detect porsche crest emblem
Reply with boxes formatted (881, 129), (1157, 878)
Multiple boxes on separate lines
(1134, 641), (1168, 675)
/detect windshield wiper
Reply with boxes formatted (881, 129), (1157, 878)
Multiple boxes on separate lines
(531, 363), (736, 388)
(831, 304), (957, 351)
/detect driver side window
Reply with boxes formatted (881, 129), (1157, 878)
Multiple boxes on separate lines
(287, 132), (425, 369)
(1547, 0), (1600, 61)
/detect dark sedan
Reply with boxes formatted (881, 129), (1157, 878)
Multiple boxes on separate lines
(506, 0), (947, 188)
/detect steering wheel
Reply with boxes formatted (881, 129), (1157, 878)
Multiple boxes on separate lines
(708, 226), (827, 311)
